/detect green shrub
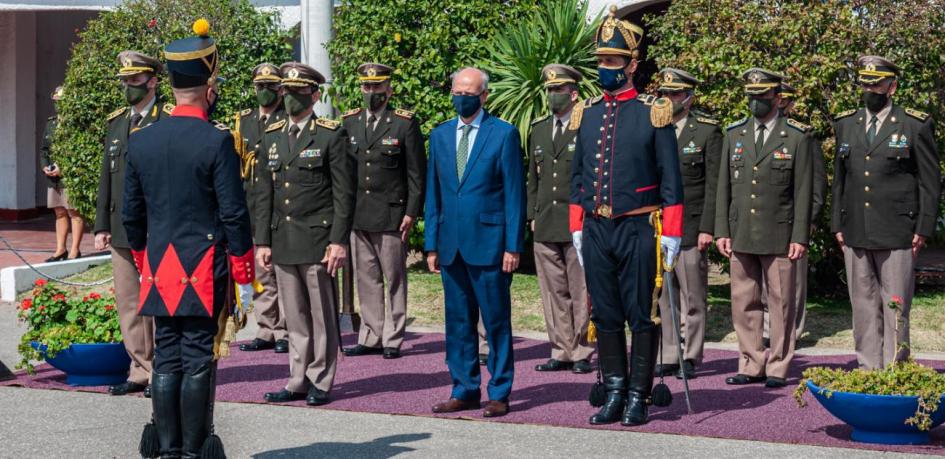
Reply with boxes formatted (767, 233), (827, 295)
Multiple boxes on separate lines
(54, 0), (294, 220)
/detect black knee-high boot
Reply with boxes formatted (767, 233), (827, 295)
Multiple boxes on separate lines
(152, 373), (183, 458)
(589, 331), (628, 425)
(180, 365), (213, 459)
(623, 325), (659, 426)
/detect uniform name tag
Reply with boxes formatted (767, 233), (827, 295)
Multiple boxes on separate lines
(838, 143), (850, 154)
(381, 137), (399, 146)
(683, 141), (702, 155)
(109, 145), (119, 152)
(300, 149), (321, 159)
(568, 143), (576, 152)
(889, 134), (908, 149)
(773, 148), (792, 160)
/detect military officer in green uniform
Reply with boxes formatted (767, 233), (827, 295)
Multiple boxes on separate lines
(341, 63), (426, 360)
(94, 50), (174, 397)
(256, 62), (355, 406)
(653, 68), (723, 380)
(236, 63), (289, 354)
(527, 64), (593, 374)
(832, 56), (941, 369)
(715, 68), (814, 388)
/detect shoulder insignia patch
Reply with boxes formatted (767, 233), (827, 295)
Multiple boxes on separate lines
(569, 102), (585, 130)
(585, 95), (603, 107)
(905, 108), (930, 122)
(726, 118), (748, 131)
(394, 108), (414, 120)
(833, 109), (856, 121)
(107, 107), (128, 122)
(240, 108), (253, 117)
(531, 114), (550, 126)
(696, 117), (719, 126)
(213, 121), (230, 131)
(342, 108), (362, 119)
(786, 118), (811, 132)
(316, 118), (340, 130)
(162, 104), (174, 115)
(266, 119), (286, 133)
(636, 94), (656, 105)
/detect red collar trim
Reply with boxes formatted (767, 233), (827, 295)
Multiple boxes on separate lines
(171, 105), (208, 121)
(603, 87), (638, 102)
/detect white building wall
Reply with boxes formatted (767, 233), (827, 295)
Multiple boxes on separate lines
(0, 12), (37, 213)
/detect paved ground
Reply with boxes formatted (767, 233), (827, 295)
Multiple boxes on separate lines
(0, 214), (99, 269)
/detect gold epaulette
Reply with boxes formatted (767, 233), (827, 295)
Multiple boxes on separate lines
(316, 118), (340, 130)
(240, 108), (253, 117)
(786, 118), (811, 132)
(696, 117), (719, 126)
(585, 95), (603, 107)
(833, 109), (856, 121)
(531, 115), (550, 126)
(905, 108), (930, 122)
(727, 118), (748, 131)
(394, 108), (415, 120)
(342, 108), (362, 119)
(107, 107), (127, 122)
(266, 119), (286, 133)
(162, 104), (175, 116)
(569, 102), (585, 130)
(636, 94), (656, 105)
(649, 97), (672, 128)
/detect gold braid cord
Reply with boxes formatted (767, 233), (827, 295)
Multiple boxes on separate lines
(650, 210), (663, 326)
(213, 279), (263, 359)
(233, 114), (253, 180)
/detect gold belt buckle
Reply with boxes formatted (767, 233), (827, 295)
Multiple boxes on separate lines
(597, 204), (612, 218)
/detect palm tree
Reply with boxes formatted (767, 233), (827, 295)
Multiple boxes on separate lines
(481, 0), (602, 144)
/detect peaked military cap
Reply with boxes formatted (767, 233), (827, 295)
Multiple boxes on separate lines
(357, 63), (393, 83)
(117, 51), (163, 77)
(541, 64), (582, 88)
(657, 68), (700, 93)
(594, 5), (644, 58)
(51, 86), (64, 101)
(164, 19), (220, 89)
(779, 82), (797, 99)
(857, 55), (899, 84)
(252, 63), (282, 84)
(280, 62), (325, 88)
(742, 68), (784, 95)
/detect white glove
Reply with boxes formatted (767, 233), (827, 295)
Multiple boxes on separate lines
(237, 283), (254, 308)
(572, 231), (584, 267)
(661, 235), (681, 269)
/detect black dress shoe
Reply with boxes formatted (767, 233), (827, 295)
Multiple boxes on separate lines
(382, 348), (401, 359)
(264, 389), (306, 403)
(274, 339), (289, 354)
(478, 354), (488, 366)
(676, 360), (697, 380)
(143, 384), (151, 398)
(44, 252), (67, 263)
(572, 359), (593, 374)
(725, 374), (766, 385)
(342, 344), (383, 356)
(108, 381), (146, 396)
(535, 359), (573, 372)
(240, 338), (275, 352)
(655, 363), (679, 377)
(765, 377), (787, 388)
(67, 251), (82, 260)
(307, 387), (330, 406)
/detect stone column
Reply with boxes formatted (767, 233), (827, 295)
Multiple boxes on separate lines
(300, 0), (334, 118)
(0, 12), (38, 218)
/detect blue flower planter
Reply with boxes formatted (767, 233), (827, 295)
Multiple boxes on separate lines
(31, 342), (131, 386)
(807, 380), (945, 445)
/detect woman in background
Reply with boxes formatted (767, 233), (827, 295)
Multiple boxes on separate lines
(41, 86), (84, 261)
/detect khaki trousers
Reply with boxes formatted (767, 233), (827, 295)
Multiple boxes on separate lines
(730, 252), (797, 379)
(843, 246), (913, 369)
(478, 316), (489, 356)
(112, 247), (153, 385)
(534, 241), (593, 362)
(659, 246), (707, 365)
(352, 230), (408, 349)
(253, 257), (286, 342)
(275, 263), (339, 393)
(763, 255), (809, 340)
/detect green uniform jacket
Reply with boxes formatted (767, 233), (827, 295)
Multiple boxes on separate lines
(715, 116), (814, 255)
(94, 100), (173, 248)
(236, 106), (286, 232)
(40, 116), (59, 188)
(341, 106), (426, 233)
(254, 117), (356, 265)
(830, 105), (941, 250)
(675, 114), (723, 247)
(526, 112), (578, 243)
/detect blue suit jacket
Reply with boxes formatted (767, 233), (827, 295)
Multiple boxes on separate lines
(424, 111), (526, 266)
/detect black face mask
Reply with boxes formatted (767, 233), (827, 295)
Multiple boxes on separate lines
(749, 97), (775, 119)
(863, 91), (889, 113)
(124, 82), (150, 106)
(363, 92), (387, 112)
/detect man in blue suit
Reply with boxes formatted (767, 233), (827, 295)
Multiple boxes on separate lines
(425, 67), (526, 418)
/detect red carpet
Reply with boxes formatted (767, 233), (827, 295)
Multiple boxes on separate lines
(4, 332), (944, 455)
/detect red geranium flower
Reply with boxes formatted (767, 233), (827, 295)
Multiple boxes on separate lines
(20, 299), (32, 310)
(891, 295), (904, 306)
(37, 305), (45, 312)
(148, 18), (157, 29)
(89, 292), (102, 300)
(53, 293), (66, 302)
(105, 304), (115, 311)
(34, 279), (47, 287)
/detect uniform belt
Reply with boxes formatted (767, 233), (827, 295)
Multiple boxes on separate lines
(592, 204), (659, 219)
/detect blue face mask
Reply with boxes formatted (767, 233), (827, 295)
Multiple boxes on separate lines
(452, 93), (482, 118)
(597, 66), (628, 91)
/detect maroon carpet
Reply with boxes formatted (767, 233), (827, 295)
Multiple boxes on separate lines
(5, 332), (945, 455)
